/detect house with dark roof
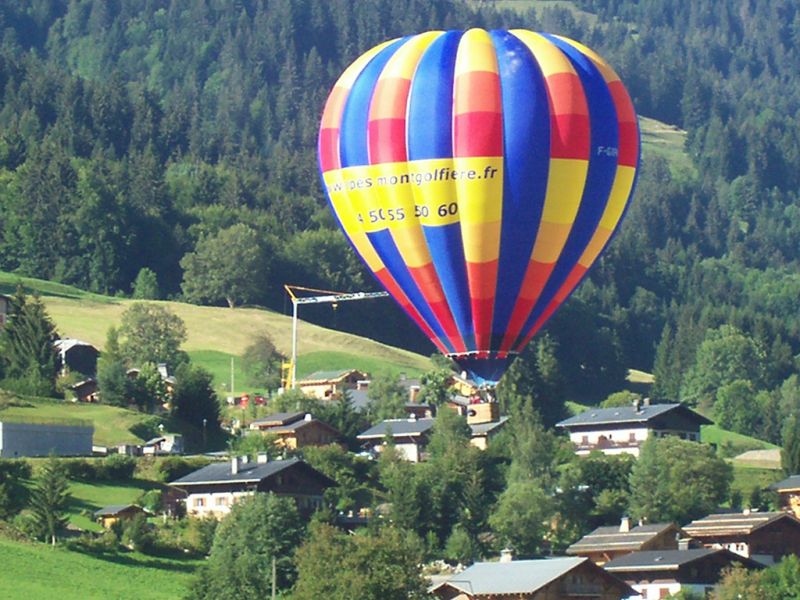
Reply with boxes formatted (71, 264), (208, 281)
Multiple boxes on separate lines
(430, 557), (635, 600)
(604, 548), (763, 599)
(468, 415), (509, 450)
(94, 504), (146, 529)
(296, 369), (368, 399)
(682, 510), (800, 565)
(248, 412), (339, 449)
(768, 474), (800, 519)
(567, 517), (686, 565)
(170, 456), (336, 519)
(55, 338), (100, 377)
(357, 417), (435, 462)
(555, 401), (712, 457)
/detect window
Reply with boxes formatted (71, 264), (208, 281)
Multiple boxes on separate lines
(581, 435), (589, 444)
(215, 496), (229, 506)
(629, 432), (636, 442)
(194, 497), (205, 508)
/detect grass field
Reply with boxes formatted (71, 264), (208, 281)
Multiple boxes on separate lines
(67, 479), (163, 532)
(0, 537), (199, 600)
(701, 424), (779, 452)
(1, 270), (432, 391)
(0, 397), (159, 446)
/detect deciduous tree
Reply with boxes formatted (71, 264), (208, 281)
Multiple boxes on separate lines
(118, 302), (187, 368)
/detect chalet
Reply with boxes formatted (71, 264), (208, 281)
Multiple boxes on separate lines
(142, 434), (183, 455)
(0, 293), (10, 328)
(357, 417), (435, 462)
(468, 416), (509, 450)
(94, 504), (146, 529)
(604, 548), (763, 599)
(682, 510), (800, 565)
(555, 401), (712, 457)
(768, 474), (800, 519)
(54, 338), (100, 377)
(69, 378), (98, 403)
(170, 456), (335, 519)
(567, 517), (686, 565)
(296, 369), (367, 399)
(248, 412), (339, 449)
(430, 557), (635, 600)
(348, 387), (435, 417)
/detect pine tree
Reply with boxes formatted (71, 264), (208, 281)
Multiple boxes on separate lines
(29, 457), (71, 545)
(0, 287), (58, 396)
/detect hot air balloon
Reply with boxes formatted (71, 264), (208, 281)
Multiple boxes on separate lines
(318, 29), (639, 387)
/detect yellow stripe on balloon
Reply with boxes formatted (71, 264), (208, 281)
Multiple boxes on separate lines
(552, 35), (620, 82)
(510, 30), (576, 77)
(321, 39), (397, 130)
(598, 165), (636, 230)
(530, 222), (574, 263)
(462, 221), (502, 263)
(382, 31), (442, 80)
(578, 228), (613, 267)
(541, 158), (588, 224)
(454, 29), (499, 77)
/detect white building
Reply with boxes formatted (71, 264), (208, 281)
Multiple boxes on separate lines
(555, 401), (712, 457)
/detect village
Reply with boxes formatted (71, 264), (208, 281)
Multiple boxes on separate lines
(2, 289), (800, 599)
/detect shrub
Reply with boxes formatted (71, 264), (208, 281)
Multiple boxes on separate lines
(102, 454), (136, 479)
(62, 459), (99, 480)
(156, 456), (210, 483)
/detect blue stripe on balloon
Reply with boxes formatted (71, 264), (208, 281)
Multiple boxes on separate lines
(407, 31), (474, 349)
(340, 38), (408, 168)
(488, 30), (551, 350)
(512, 33), (620, 347)
(367, 229), (455, 354)
(407, 30), (461, 160)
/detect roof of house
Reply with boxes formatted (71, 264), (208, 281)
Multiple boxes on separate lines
(250, 412), (305, 427)
(469, 416), (509, 436)
(54, 338), (99, 354)
(169, 457), (335, 488)
(769, 474), (800, 492)
(683, 511), (800, 537)
(357, 417), (436, 440)
(603, 548), (762, 572)
(298, 369), (367, 385)
(556, 403), (712, 428)
(253, 417), (339, 436)
(94, 504), (143, 518)
(430, 557), (632, 596)
(567, 522), (678, 554)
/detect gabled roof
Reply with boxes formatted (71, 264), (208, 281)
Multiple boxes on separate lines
(567, 522), (679, 554)
(250, 412), (305, 427)
(430, 557), (633, 596)
(54, 338), (99, 353)
(603, 548), (763, 572)
(298, 369), (366, 384)
(94, 504), (144, 517)
(683, 511), (800, 538)
(556, 403), (712, 428)
(357, 418), (435, 440)
(169, 457), (335, 488)
(769, 474), (800, 492)
(469, 416), (509, 436)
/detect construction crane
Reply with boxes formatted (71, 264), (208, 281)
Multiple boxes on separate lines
(283, 284), (389, 389)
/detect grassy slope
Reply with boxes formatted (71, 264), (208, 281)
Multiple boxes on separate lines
(67, 479), (163, 531)
(0, 396), (159, 445)
(0, 537), (199, 600)
(0, 271), (432, 388)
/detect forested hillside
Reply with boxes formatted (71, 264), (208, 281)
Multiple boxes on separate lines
(1, 0), (799, 424)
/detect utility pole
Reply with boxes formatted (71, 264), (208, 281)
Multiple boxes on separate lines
(283, 285), (389, 389)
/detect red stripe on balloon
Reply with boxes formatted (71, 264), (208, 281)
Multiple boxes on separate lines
(374, 268), (449, 354)
(466, 260), (499, 349)
(550, 113), (590, 159)
(617, 121), (638, 167)
(408, 263), (466, 353)
(454, 112), (503, 157)
(318, 128), (340, 172)
(499, 261), (556, 352)
(368, 119), (407, 163)
(514, 264), (588, 352)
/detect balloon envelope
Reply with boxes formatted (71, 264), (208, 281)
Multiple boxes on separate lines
(318, 29), (639, 386)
